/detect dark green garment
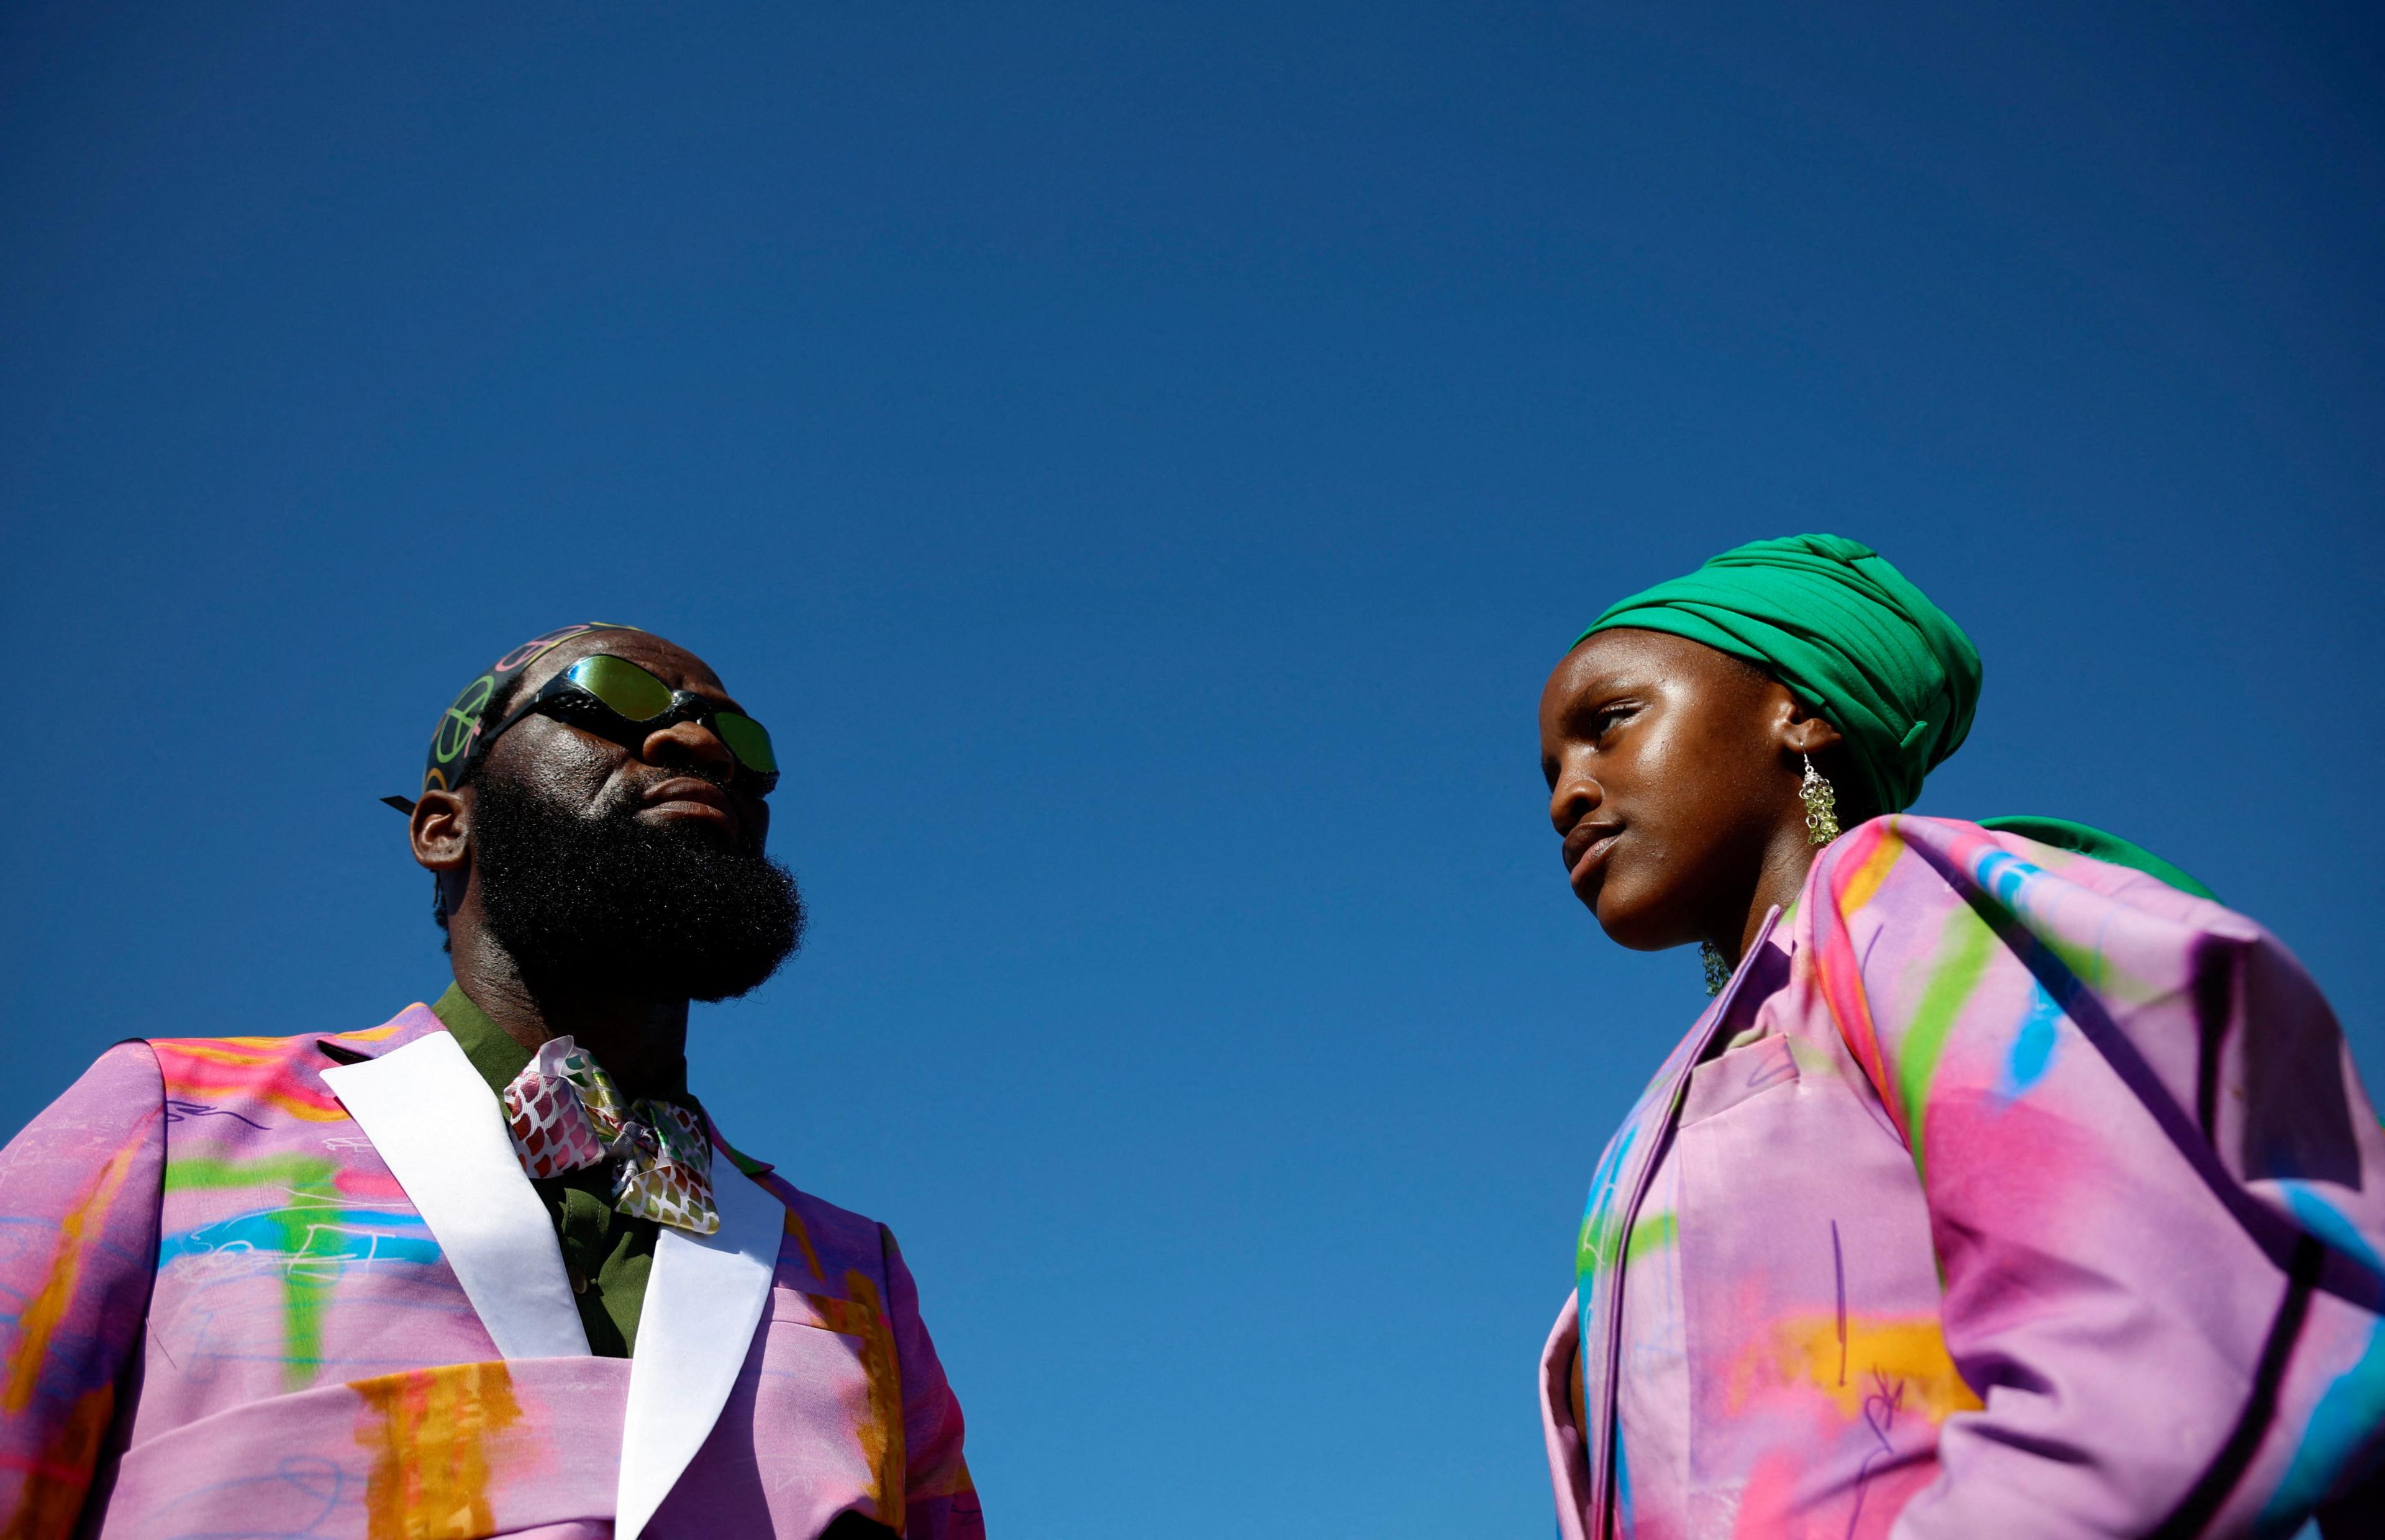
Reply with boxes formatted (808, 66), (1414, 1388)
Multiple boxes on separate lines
(1578, 533), (1983, 817)
(1574, 534), (2210, 904)
(1978, 814), (2219, 902)
(430, 982), (689, 1357)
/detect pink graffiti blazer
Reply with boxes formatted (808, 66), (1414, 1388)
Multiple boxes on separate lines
(0, 1003), (982, 1540)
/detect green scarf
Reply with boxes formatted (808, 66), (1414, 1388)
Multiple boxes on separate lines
(1579, 533), (1980, 816)
(1976, 815), (2217, 902)
(1576, 534), (2214, 900)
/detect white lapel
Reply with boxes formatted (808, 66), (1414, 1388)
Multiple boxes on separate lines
(616, 1157), (783, 1540)
(322, 1031), (592, 1360)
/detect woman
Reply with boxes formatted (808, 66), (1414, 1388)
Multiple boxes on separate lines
(1535, 535), (2385, 1538)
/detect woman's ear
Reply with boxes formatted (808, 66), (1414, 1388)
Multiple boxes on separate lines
(1779, 697), (1845, 759)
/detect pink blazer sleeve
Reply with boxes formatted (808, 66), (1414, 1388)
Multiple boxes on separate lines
(1805, 818), (2385, 1537)
(879, 1226), (983, 1539)
(0, 1043), (166, 1540)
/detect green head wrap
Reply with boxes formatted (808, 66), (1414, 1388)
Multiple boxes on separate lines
(1572, 535), (2215, 902)
(1577, 533), (1982, 815)
(1974, 815), (2218, 902)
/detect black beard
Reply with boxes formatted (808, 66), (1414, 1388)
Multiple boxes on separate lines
(471, 771), (804, 1003)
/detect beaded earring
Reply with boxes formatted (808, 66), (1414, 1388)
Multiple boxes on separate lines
(1700, 941), (1732, 997)
(1800, 754), (1841, 846)
(1704, 756), (1841, 996)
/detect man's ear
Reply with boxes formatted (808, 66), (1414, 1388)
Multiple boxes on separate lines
(410, 787), (470, 875)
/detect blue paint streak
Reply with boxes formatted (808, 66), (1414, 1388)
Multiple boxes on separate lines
(160, 1207), (442, 1268)
(1999, 983), (2063, 1101)
(2256, 1189), (2385, 1529)
(1613, 1414), (1634, 1523)
(1578, 1124), (1638, 1282)
(2263, 1328), (2385, 1532)
(1970, 847), (2045, 910)
(2282, 1184), (2384, 1272)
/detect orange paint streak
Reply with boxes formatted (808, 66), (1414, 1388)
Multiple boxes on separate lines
(916, 1457), (978, 1501)
(840, 1271), (907, 1533)
(1836, 825), (1905, 918)
(783, 1210), (824, 1280)
(4, 1141), (142, 1415)
(0, 1387), (115, 1540)
(1812, 825), (1901, 1121)
(152, 1043), (347, 1122)
(1725, 1312), (1980, 1425)
(350, 1362), (522, 1540)
(169, 1035), (306, 1053)
(166, 1020), (404, 1054)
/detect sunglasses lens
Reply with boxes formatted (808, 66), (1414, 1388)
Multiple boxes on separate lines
(714, 712), (778, 774)
(568, 655), (675, 721)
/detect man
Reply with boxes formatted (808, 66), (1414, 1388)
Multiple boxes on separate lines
(0, 623), (982, 1540)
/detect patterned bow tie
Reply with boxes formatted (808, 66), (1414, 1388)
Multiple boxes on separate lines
(499, 1036), (719, 1235)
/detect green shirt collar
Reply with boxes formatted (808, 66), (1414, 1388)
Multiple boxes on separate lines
(430, 981), (534, 1100)
(425, 981), (763, 1176)
(429, 981), (699, 1105)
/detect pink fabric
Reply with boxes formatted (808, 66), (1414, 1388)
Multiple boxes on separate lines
(1541, 1291), (1591, 1540)
(1610, 1115), (1692, 1539)
(1547, 816), (2385, 1538)
(0, 1007), (981, 1539)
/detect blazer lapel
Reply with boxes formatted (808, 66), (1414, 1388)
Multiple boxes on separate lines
(322, 1030), (592, 1360)
(1585, 906), (1783, 1530)
(616, 1156), (783, 1540)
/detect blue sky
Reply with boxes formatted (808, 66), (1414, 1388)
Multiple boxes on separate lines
(4, 4), (2381, 1535)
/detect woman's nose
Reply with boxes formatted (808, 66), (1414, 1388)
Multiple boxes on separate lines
(1549, 763), (1602, 834)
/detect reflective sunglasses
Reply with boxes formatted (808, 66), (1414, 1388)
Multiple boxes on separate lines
(471, 654), (780, 795)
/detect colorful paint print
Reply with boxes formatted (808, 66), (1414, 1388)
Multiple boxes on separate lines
(1543, 816), (2385, 1538)
(0, 1007), (981, 1539)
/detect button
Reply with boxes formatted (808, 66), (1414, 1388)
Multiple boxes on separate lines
(568, 1264), (588, 1295)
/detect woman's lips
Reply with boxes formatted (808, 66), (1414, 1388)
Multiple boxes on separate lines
(1564, 823), (1622, 886)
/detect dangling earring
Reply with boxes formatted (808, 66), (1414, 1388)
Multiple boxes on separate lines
(1800, 754), (1841, 846)
(1700, 941), (1732, 997)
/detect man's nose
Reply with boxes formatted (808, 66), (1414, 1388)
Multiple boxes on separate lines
(642, 718), (737, 782)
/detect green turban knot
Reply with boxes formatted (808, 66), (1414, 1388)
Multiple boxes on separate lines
(1576, 533), (1983, 815)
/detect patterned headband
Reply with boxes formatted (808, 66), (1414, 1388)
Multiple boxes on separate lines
(383, 622), (640, 814)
